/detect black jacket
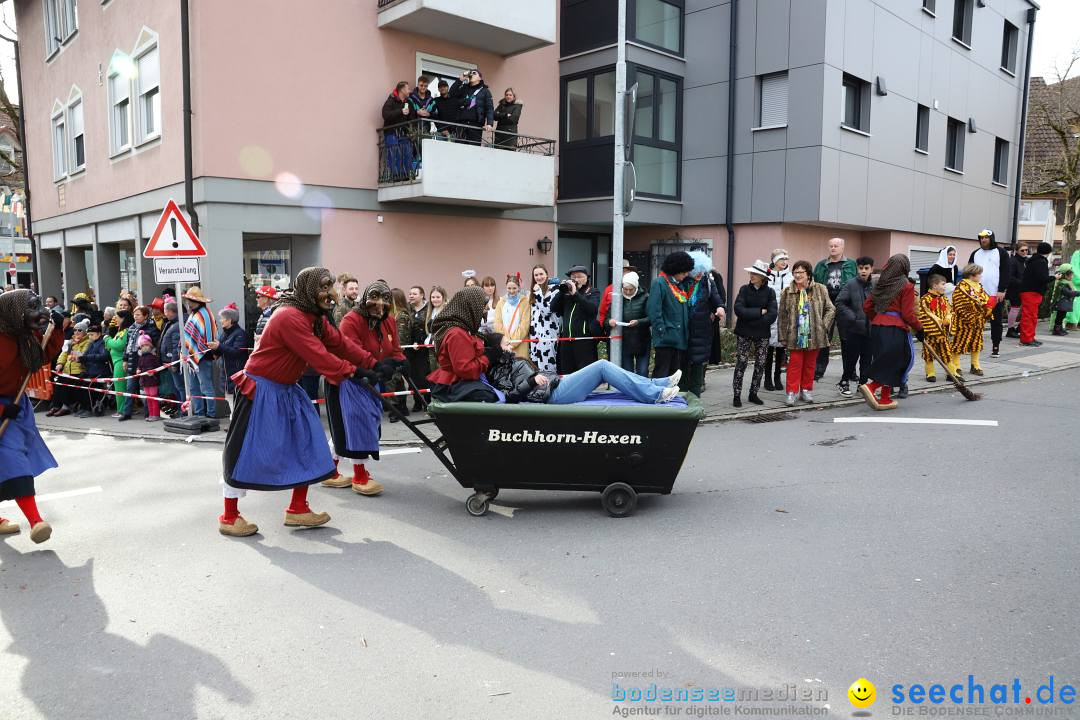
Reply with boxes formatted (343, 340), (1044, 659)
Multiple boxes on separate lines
(406, 303), (428, 350)
(82, 338), (112, 378)
(733, 282), (778, 339)
(1006, 253), (1028, 303)
(433, 94), (459, 131)
(381, 91), (410, 130)
(550, 285), (602, 339)
(493, 100), (521, 134)
(160, 317), (181, 365)
(615, 289), (651, 356)
(450, 80), (494, 127)
(687, 273), (724, 363)
(1020, 254), (1052, 295)
(485, 350), (555, 404)
(214, 324), (249, 381)
(834, 276), (874, 336)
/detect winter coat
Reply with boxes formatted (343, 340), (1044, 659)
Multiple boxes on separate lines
(433, 94), (460, 132)
(82, 338), (111, 378)
(614, 289), (652, 357)
(214, 323), (249, 382)
(687, 273), (724, 363)
(777, 281), (836, 350)
(485, 350), (555, 404)
(1050, 277), (1080, 312)
(382, 90), (411, 131)
(124, 320), (159, 372)
(56, 336), (91, 376)
(160, 318), (182, 366)
(834, 276), (874, 337)
(733, 282), (777, 340)
(136, 349), (161, 388)
(450, 80), (494, 127)
(1006, 253), (1028, 303)
(493, 100), (522, 134)
(407, 89), (438, 120)
(550, 285), (602, 339)
(104, 329), (128, 368)
(406, 303), (428, 349)
(1020, 254), (1051, 295)
(813, 257), (857, 299)
(767, 267), (794, 347)
(647, 275), (690, 350)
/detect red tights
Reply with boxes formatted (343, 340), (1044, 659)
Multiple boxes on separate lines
(220, 487), (310, 524)
(865, 381), (893, 403)
(2, 497), (44, 527)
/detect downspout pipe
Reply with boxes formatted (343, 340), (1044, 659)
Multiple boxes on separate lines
(1010, 7), (1037, 250)
(724, 0), (738, 311)
(181, 0), (198, 235)
(12, 39), (35, 290)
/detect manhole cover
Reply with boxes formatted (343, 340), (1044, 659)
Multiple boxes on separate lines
(743, 412), (796, 423)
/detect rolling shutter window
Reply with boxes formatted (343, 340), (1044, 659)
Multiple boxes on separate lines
(760, 72), (788, 127)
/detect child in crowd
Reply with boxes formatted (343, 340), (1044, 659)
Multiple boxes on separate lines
(918, 274), (958, 381)
(136, 332), (162, 421)
(81, 323), (113, 416)
(951, 263), (995, 376)
(1050, 264), (1079, 336)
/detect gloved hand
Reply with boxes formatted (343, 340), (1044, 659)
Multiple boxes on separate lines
(1, 402), (20, 420)
(352, 367), (379, 385)
(374, 359), (398, 383)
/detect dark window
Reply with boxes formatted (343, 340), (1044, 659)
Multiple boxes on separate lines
(946, 117), (965, 172)
(952, 0), (973, 46)
(842, 73), (870, 132)
(630, 0), (683, 55)
(922, 0), (936, 14)
(630, 66), (681, 199)
(993, 137), (1009, 184)
(915, 104), (930, 152)
(562, 69), (617, 144)
(1001, 21), (1019, 73)
(560, 67), (618, 200)
(561, 0), (618, 57)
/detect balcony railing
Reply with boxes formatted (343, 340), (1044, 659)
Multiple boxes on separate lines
(377, 119), (556, 208)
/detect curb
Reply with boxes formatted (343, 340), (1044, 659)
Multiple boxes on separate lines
(700, 360), (1080, 424)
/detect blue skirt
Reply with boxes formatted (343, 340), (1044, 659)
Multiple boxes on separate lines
(326, 379), (382, 460)
(0, 395), (58, 498)
(222, 375), (335, 491)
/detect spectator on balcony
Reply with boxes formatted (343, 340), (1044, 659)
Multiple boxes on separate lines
(493, 88), (522, 150)
(381, 81), (414, 181)
(450, 69), (494, 145)
(433, 79), (459, 139)
(408, 75), (438, 126)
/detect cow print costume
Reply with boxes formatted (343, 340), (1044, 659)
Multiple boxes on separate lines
(529, 285), (560, 372)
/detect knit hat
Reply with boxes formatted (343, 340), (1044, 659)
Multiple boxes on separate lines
(1059, 263), (1073, 275)
(137, 332), (153, 347)
(73, 319), (90, 333)
(623, 271), (640, 290)
(220, 303), (240, 323)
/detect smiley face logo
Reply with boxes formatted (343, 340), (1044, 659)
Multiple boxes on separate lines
(848, 679), (876, 708)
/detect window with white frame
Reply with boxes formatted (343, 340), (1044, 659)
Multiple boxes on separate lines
(1018, 199), (1052, 224)
(43, 0), (78, 57)
(51, 105), (67, 180)
(68, 96), (85, 172)
(134, 41), (161, 144)
(0, 136), (15, 174)
(108, 68), (132, 154)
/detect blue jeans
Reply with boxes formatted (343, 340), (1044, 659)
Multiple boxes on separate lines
(549, 360), (669, 405)
(170, 367), (186, 403)
(188, 360), (217, 418)
(621, 351), (650, 377)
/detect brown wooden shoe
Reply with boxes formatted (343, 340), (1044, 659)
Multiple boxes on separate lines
(29, 522), (52, 544)
(878, 400), (899, 410)
(858, 384), (880, 410)
(352, 480), (384, 496)
(219, 517), (259, 537)
(320, 474), (352, 488)
(284, 510), (331, 527)
(0, 519), (20, 535)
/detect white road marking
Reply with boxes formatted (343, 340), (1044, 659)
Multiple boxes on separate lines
(378, 447), (422, 456)
(0, 485), (103, 508)
(834, 417), (998, 427)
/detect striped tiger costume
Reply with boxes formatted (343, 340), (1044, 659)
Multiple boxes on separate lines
(951, 278), (992, 356)
(918, 290), (957, 378)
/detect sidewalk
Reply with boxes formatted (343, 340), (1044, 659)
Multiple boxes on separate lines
(34, 320), (1080, 445)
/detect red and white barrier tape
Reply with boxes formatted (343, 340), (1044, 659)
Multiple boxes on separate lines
(399, 334), (623, 350)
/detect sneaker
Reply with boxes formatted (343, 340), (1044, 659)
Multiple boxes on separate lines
(145, 416), (161, 422)
(991, 345), (1000, 358)
(1005, 328), (1020, 339)
(837, 381), (852, 397)
(658, 385), (680, 403)
(800, 390), (814, 403)
(111, 412), (123, 419)
(75, 410), (90, 418)
(897, 384), (909, 399)
(1020, 341), (1043, 347)
(667, 369), (682, 388)
(785, 392), (797, 407)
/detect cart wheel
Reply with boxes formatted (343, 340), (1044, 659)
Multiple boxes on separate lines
(601, 483), (637, 518)
(466, 493), (490, 517)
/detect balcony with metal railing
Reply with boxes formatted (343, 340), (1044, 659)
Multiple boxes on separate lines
(377, 119), (555, 208)
(376, 0), (555, 57)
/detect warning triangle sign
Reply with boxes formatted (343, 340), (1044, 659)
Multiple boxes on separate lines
(143, 199), (207, 258)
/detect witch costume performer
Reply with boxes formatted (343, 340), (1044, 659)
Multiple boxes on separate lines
(0, 290), (64, 544)
(219, 267), (377, 538)
(325, 280), (408, 497)
(859, 254), (922, 410)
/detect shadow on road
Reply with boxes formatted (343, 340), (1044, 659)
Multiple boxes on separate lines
(0, 546), (253, 719)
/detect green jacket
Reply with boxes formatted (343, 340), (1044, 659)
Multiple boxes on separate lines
(813, 257), (858, 297)
(104, 329), (128, 365)
(647, 276), (689, 350)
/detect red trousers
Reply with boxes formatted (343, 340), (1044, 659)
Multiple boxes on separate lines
(786, 348), (820, 393)
(1020, 292), (1042, 343)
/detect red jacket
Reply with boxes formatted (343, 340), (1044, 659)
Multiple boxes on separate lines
(339, 311), (406, 363)
(864, 283), (921, 331)
(427, 327), (490, 385)
(1, 328), (64, 398)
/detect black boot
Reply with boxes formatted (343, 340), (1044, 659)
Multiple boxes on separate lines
(733, 395), (742, 408)
(763, 349), (776, 391)
(748, 391), (764, 405)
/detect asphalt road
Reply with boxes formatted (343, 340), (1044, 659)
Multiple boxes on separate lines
(1, 368), (1077, 719)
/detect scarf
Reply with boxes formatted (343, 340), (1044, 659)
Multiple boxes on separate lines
(870, 254), (911, 313)
(935, 245), (957, 270)
(275, 267), (333, 338)
(354, 279), (392, 338)
(430, 286), (488, 354)
(660, 272), (694, 303)
(0, 289), (45, 372)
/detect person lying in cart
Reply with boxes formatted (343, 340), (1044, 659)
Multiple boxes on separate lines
(482, 332), (682, 405)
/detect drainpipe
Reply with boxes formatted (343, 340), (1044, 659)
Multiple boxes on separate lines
(12, 38), (36, 290)
(1009, 7), (1037, 250)
(180, 0), (198, 235)
(724, 0), (738, 311)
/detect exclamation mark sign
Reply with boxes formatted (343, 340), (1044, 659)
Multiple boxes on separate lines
(170, 218), (179, 249)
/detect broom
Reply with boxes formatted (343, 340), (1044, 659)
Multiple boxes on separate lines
(0, 324), (55, 439)
(921, 314), (980, 401)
